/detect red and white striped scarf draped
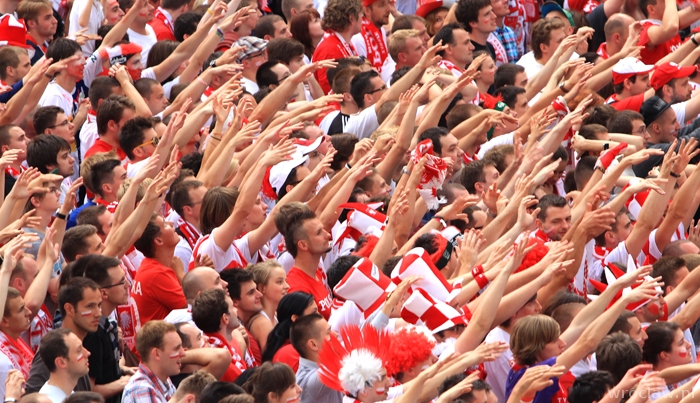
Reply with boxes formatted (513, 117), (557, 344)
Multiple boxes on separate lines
(0, 330), (33, 379)
(321, 31), (358, 58)
(360, 17), (388, 71)
(176, 218), (201, 249)
(5, 165), (23, 179)
(154, 7), (173, 34)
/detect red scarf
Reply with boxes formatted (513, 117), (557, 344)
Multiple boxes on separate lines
(322, 31), (357, 58)
(5, 165), (23, 179)
(28, 304), (53, 352)
(597, 42), (609, 59)
(533, 228), (553, 243)
(176, 218), (201, 249)
(360, 17), (388, 71)
(0, 330), (34, 379)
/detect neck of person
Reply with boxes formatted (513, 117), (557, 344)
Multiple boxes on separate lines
(337, 27), (355, 44)
(444, 54), (465, 70)
(241, 68), (257, 82)
(476, 78), (490, 95)
(184, 215), (200, 232)
(55, 73), (77, 94)
(470, 29), (489, 46)
(100, 131), (121, 150)
(219, 326), (233, 344)
(496, 15), (505, 28)
(61, 319), (87, 340)
(36, 210), (53, 232)
(96, 190), (118, 204)
(339, 100), (358, 115)
(4, 74), (18, 86)
(0, 326), (21, 341)
(151, 248), (174, 268)
(0, 0), (16, 15)
(28, 29), (47, 46)
(130, 20), (148, 34)
(101, 300), (117, 318)
(302, 349), (319, 363)
(8, 160), (23, 173)
(260, 298), (277, 326)
(606, 40), (621, 56)
(145, 361), (170, 384)
(293, 252), (321, 278)
(47, 371), (79, 397)
(237, 307), (255, 326)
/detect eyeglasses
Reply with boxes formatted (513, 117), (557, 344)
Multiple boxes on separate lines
(136, 136), (159, 149)
(187, 200), (203, 207)
(48, 120), (70, 129)
(366, 84), (387, 95)
(634, 126), (648, 135)
(102, 279), (127, 288)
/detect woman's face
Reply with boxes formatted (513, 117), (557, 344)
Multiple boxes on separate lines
(262, 267), (289, 304)
(479, 56), (496, 86)
(430, 9), (449, 35)
(308, 17), (324, 40)
(276, 383), (302, 403)
(667, 328), (692, 366)
(538, 336), (566, 362)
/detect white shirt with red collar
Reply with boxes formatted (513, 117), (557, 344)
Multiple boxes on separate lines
(597, 42), (609, 59)
(188, 228), (254, 272)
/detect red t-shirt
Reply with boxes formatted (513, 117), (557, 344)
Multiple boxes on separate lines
(639, 21), (682, 65)
(149, 15), (176, 41)
(312, 32), (357, 94)
(287, 266), (333, 320)
(131, 257), (187, 323)
(273, 343), (300, 372)
(85, 138), (128, 161)
(606, 93), (644, 112)
(205, 332), (247, 382)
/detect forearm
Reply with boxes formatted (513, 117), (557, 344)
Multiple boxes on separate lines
(249, 80), (298, 128)
(318, 175), (357, 232)
(1, 81), (36, 125)
(369, 224), (396, 268)
(0, 196), (24, 230)
(118, 78), (151, 117)
(90, 379), (125, 398)
(479, 201), (518, 246)
(23, 259), (53, 316)
(78, 0), (93, 29)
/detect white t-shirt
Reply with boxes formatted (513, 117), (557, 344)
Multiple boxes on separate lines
(0, 352), (13, 398)
(516, 51), (580, 79)
(38, 82), (74, 117)
(79, 113), (98, 162)
(164, 305), (196, 327)
(188, 228), (254, 272)
(241, 77), (259, 95)
(483, 327), (512, 403)
(127, 25), (157, 62)
(672, 101), (690, 128)
(39, 383), (70, 403)
(125, 157), (150, 178)
(345, 105), (379, 140)
(69, 0), (103, 57)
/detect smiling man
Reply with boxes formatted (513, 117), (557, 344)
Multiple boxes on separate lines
(123, 321), (186, 403)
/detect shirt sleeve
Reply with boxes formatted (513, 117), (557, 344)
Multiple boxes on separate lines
(0, 80), (24, 103)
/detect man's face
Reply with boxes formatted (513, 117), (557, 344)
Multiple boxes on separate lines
(146, 83), (168, 115)
(103, 266), (130, 306)
(471, 6), (497, 33)
(11, 53), (31, 83)
(483, 164), (500, 189)
(135, 1), (155, 23)
(72, 287), (102, 333)
(655, 108), (680, 143)
(545, 11), (573, 34)
(439, 133), (464, 171)
(272, 20), (292, 38)
(366, 173), (391, 197)
(194, 267), (228, 291)
(361, 369), (391, 402)
(400, 36), (426, 67)
(410, 19), (430, 47)
(56, 148), (76, 178)
(513, 71), (528, 88)
(537, 205), (572, 241)
(235, 280), (263, 314)
(104, 0), (125, 24)
(367, 0), (391, 26)
(96, 211), (112, 238)
(66, 50), (86, 80)
(288, 54), (305, 73)
(4, 126), (29, 161)
(64, 332), (91, 378)
(512, 93), (530, 118)
(629, 73), (651, 95)
(668, 77), (692, 102)
(271, 63), (292, 88)
(491, 0), (509, 17)
(48, 112), (75, 143)
(184, 185), (207, 222)
(33, 7), (57, 38)
(540, 28), (567, 60)
(450, 29), (475, 67)
(103, 165), (127, 198)
(135, 127), (159, 159)
(160, 331), (185, 376)
(225, 295), (239, 331)
(300, 218), (332, 256)
(115, 108), (135, 133)
(631, 119), (650, 148)
(627, 316), (647, 347)
(180, 323), (206, 349)
(2, 296), (31, 333)
(364, 76), (387, 108)
(83, 233), (105, 257)
(155, 216), (181, 249)
(242, 51), (268, 72)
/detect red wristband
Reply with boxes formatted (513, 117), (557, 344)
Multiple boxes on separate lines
(471, 265), (484, 277)
(475, 273), (489, 289)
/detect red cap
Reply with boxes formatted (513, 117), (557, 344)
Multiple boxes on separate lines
(0, 15), (30, 49)
(415, 0), (456, 18)
(650, 62), (697, 90)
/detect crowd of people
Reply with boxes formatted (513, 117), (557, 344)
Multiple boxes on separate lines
(0, 0), (699, 400)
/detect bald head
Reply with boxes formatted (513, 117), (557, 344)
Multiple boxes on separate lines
(604, 13), (635, 42)
(182, 267), (228, 302)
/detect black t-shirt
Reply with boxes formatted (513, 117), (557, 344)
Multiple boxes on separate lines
(586, 4), (608, 52)
(471, 40), (496, 60)
(83, 319), (122, 403)
(328, 112), (350, 135)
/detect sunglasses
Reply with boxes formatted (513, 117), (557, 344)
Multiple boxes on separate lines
(136, 136), (159, 149)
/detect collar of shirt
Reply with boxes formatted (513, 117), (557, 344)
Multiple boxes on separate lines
(136, 363), (175, 399)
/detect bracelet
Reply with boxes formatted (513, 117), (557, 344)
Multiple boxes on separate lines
(595, 165), (606, 174)
(693, 35), (700, 46)
(471, 265), (484, 277)
(558, 81), (570, 93)
(210, 134), (222, 142)
(475, 273), (489, 289)
(486, 209), (497, 218)
(5, 398), (18, 403)
(55, 211), (68, 220)
(206, 7), (214, 15)
(670, 171), (681, 178)
(346, 163), (352, 170)
(434, 215), (447, 229)
(196, 76), (208, 86)
(215, 28), (224, 39)
(401, 166), (410, 176)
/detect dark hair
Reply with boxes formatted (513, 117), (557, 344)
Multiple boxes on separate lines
(180, 151), (203, 176)
(72, 254), (121, 287)
(200, 382), (245, 403)
(574, 156), (597, 192)
(162, 0), (188, 10)
(192, 288), (228, 333)
(639, 0), (656, 18)
(267, 38), (305, 67)
(96, 95), (135, 135)
(290, 312), (324, 358)
(596, 332), (643, 384)
(87, 159), (121, 197)
(274, 203), (317, 258)
(63, 392), (105, 403)
(390, 65), (412, 87)
(262, 292), (315, 362)
(583, 105), (617, 127)
(537, 194), (568, 221)
(62, 226), (99, 262)
(541, 290), (587, 317)
(326, 256), (362, 297)
(26, 134), (71, 174)
(455, 0), (491, 32)
(438, 374), (489, 402)
(350, 70), (380, 109)
(418, 126), (450, 155)
(170, 180), (203, 217)
(256, 60), (284, 89)
(119, 117), (155, 160)
(46, 38), (81, 62)
(244, 362), (296, 403)
(33, 106), (64, 135)
(643, 320), (681, 366)
(289, 9), (321, 58)
(432, 23), (466, 56)
(614, 74), (637, 95)
(326, 57), (365, 86)
(609, 310), (636, 335)
(494, 63), (526, 89)
(39, 328), (72, 372)
(220, 268), (255, 301)
(330, 134), (359, 170)
(607, 110), (643, 135)
(0, 47), (21, 81)
(651, 256), (686, 293)
(88, 77), (120, 111)
(459, 160), (487, 194)
(175, 322), (193, 349)
(58, 277), (100, 317)
(256, 15), (284, 39)
(322, 0), (362, 32)
(174, 11), (202, 42)
(568, 371), (615, 403)
(493, 86), (526, 109)
(133, 215), (161, 258)
(392, 14), (425, 33)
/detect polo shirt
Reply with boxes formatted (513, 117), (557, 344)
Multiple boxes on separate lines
(132, 257), (187, 323)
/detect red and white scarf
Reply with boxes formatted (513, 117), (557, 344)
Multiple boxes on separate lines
(360, 17), (388, 71)
(176, 218), (201, 249)
(5, 165), (23, 179)
(0, 330), (33, 379)
(487, 33), (508, 66)
(597, 42), (609, 59)
(153, 7), (173, 34)
(322, 31), (358, 58)
(27, 304), (52, 352)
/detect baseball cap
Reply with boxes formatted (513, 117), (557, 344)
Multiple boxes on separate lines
(541, 1), (575, 27)
(640, 96), (671, 126)
(650, 62), (697, 90)
(612, 57), (655, 85)
(234, 36), (268, 63)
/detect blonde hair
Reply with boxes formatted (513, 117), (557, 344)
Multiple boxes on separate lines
(117, 178), (152, 202)
(388, 29), (420, 63)
(510, 314), (561, 366)
(250, 260), (283, 289)
(370, 126), (399, 142)
(80, 151), (119, 194)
